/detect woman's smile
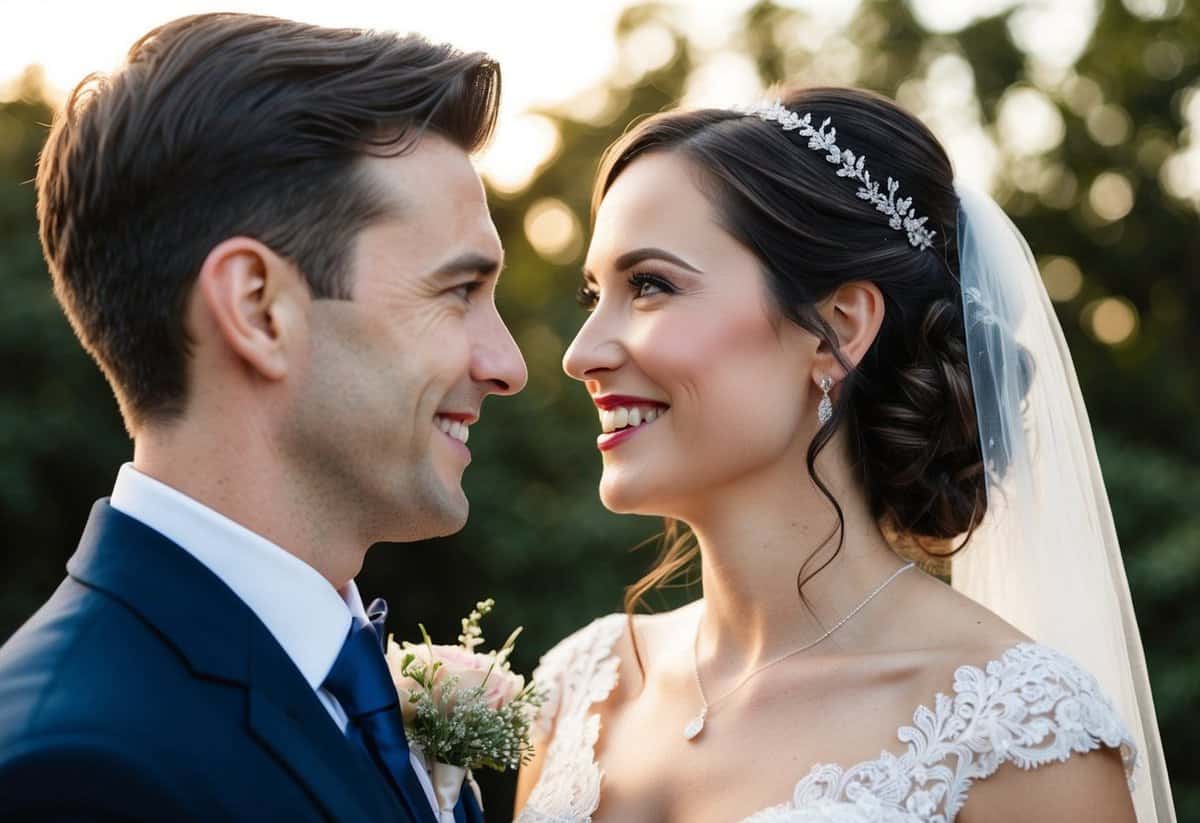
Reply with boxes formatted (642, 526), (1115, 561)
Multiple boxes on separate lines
(593, 394), (671, 451)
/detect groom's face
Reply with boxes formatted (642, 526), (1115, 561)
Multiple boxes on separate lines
(287, 135), (526, 542)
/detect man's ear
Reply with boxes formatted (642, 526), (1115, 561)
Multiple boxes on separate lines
(812, 281), (885, 382)
(194, 237), (308, 381)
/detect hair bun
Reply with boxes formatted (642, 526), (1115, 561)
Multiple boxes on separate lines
(856, 297), (986, 542)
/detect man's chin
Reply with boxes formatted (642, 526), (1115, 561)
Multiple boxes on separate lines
(429, 507), (468, 538)
(373, 476), (469, 542)
(381, 500), (467, 543)
(427, 485), (470, 537)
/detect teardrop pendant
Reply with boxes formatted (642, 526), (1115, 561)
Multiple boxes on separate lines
(818, 376), (834, 425)
(683, 712), (705, 741)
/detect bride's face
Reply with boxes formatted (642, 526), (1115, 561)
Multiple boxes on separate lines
(564, 152), (818, 517)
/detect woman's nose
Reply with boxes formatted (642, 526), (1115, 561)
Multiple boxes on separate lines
(562, 310), (625, 382)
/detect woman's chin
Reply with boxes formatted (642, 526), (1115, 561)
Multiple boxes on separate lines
(598, 474), (669, 517)
(598, 474), (635, 513)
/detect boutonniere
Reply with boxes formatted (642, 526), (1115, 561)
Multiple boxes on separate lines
(385, 599), (542, 819)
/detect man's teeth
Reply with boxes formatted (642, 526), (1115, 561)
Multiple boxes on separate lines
(436, 416), (470, 444)
(599, 406), (665, 434)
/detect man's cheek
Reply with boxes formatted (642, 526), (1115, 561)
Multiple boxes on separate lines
(435, 325), (473, 379)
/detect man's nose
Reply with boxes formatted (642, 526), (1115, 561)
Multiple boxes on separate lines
(474, 312), (527, 396)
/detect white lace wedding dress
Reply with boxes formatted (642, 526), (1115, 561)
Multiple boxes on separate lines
(516, 614), (1138, 823)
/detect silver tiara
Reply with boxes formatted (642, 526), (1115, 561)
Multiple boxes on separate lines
(732, 101), (937, 251)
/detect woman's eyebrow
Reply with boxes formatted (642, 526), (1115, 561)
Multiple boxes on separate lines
(583, 247), (705, 281)
(613, 247), (704, 273)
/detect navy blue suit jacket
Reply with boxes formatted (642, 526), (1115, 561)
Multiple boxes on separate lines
(0, 501), (433, 821)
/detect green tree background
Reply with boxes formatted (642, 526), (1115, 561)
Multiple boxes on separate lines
(1, 1), (1195, 818)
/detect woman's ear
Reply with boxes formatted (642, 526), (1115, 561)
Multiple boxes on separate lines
(811, 280), (885, 384)
(194, 237), (308, 381)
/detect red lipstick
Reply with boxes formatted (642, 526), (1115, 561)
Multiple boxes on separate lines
(595, 407), (669, 452)
(597, 426), (644, 451)
(592, 394), (670, 411)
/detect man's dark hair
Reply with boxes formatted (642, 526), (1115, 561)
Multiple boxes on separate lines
(36, 13), (500, 432)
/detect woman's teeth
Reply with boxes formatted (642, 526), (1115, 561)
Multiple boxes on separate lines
(436, 415), (470, 443)
(599, 406), (665, 434)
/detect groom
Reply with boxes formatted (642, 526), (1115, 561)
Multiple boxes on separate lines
(0, 13), (525, 822)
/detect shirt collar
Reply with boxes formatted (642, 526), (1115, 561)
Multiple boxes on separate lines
(110, 463), (364, 691)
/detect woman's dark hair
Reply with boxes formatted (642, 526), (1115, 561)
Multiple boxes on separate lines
(36, 13), (501, 432)
(593, 87), (990, 625)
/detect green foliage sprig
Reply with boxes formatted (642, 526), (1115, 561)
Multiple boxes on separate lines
(393, 599), (543, 772)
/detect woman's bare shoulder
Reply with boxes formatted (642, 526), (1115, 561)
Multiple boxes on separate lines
(895, 567), (1032, 657)
(596, 601), (702, 698)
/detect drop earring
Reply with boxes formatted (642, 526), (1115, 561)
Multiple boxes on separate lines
(818, 376), (834, 425)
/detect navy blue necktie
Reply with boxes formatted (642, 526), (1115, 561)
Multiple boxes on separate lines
(323, 598), (437, 823)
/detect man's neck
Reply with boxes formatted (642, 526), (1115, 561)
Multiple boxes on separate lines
(132, 428), (365, 588)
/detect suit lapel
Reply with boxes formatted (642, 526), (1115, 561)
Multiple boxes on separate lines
(68, 501), (253, 685)
(245, 620), (406, 821)
(67, 501), (408, 822)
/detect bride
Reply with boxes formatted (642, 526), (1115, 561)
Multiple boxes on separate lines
(513, 87), (1172, 822)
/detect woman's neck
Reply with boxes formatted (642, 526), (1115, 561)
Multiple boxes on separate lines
(682, 443), (910, 681)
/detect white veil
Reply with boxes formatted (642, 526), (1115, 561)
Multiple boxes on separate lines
(950, 183), (1175, 822)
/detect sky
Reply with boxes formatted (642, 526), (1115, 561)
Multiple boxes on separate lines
(1, 1), (758, 185)
(0, 0), (1086, 191)
(2, 0), (1123, 196)
(5, 0), (1171, 346)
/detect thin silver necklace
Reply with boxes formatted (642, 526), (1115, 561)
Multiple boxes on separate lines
(684, 561), (915, 741)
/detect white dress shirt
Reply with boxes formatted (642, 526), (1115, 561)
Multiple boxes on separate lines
(110, 463), (438, 813)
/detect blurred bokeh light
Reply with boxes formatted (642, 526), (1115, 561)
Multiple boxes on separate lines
(2, 1), (1196, 818)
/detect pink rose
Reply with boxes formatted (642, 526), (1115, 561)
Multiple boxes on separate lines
(386, 639), (525, 723)
(481, 662), (527, 710)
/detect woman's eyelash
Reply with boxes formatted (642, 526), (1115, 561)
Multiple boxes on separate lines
(576, 284), (599, 309)
(629, 272), (675, 297)
(576, 273), (676, 310)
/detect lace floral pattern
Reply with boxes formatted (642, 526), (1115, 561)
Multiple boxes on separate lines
(518, 618), (1138, 823)
(517, 615), (627, 823)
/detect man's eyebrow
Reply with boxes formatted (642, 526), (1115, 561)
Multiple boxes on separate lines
(582, 247), (704, 281)
(431, 252), (503, 280)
